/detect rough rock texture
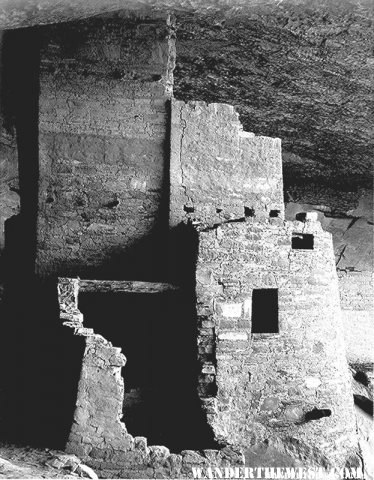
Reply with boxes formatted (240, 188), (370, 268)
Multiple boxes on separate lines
(0, 125), (18, 251)
(37, 13), (175, 278)
(0, 29), (20, 293)
(0, 123), (19, 298)
(0, 443), (96, 479)
(0, 5), (369, 477)
(173, 3), (373, 192)
(0, 0), (372, 29)
(351, 373), (374, 480)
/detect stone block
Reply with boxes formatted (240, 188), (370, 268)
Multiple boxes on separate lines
(283, 405), (304, 422)
(202, 363), (216, 374)
(203, 449), (221, 465)
(148, 446), (170, 467)
(218, 331), (248, 341)
(305, 376), (321, 389)
(181, 450), (208, 466)
(219, 446), (245, 466)
(216, 301), (242, 318)
(243, 298), (252, 318)
(260, 396), (280, 412)
(134, 436), (148, 452)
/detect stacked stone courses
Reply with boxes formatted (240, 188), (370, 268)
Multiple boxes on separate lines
(170, 100), (358, 467)
(196, 218), (357, 465)
(37, 15), (175, 277)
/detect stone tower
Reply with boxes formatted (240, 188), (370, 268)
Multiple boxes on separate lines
(170, 100), (358, 466)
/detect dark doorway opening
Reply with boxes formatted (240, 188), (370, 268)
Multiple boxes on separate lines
(78, 288), (216, 452)
(251, 288), (279, 334)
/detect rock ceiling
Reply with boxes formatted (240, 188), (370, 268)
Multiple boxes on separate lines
(0, 0), (373, 195)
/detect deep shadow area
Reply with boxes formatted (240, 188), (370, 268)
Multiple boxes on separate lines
(304, 408), (332, 422)
(0, 28), (86, 449)
(291, 233), (314, 250)
(78, 287), (217, 452)
(0, 223), (86, 448)
(354, 395), (373, 417)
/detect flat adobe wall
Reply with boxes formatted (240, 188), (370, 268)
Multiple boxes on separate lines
(37, 14), (175, 278)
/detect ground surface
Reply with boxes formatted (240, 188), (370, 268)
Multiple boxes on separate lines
(0, 444), (95, 479)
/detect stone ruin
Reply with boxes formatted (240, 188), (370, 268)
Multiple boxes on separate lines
(25, 12), (361, 479)
(0, 10), (366, 480)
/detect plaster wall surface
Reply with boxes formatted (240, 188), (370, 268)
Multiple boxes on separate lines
(37, 14), (175, 278)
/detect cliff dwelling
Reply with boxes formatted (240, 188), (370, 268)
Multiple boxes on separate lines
(0, 1), (372, 479)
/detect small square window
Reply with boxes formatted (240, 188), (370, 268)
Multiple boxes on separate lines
(292, 233), (314, 250)
(270, 210), (281, 218)
(244, 207), (255, 217)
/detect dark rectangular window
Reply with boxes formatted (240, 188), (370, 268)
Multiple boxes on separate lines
(292, 233), (314, 250)
(251, 288), (279, 333)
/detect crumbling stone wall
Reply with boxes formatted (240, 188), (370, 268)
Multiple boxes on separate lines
(170, 100), (284, 227)
(55, 96), (360, 475)
(37, 13), (175, 277)
(58, 278), (245, 479)
(195, 217), (358, 467)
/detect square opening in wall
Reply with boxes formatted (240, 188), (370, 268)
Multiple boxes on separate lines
(292, 233), (314, 250)
(269, 210), (281, 218)
(251, 288), (279, 334)
(244, 207), (255, 217)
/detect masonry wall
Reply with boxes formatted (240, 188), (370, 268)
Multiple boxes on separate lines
(195, 218), (358, 467)
(58, 278), (245, 479)
(37, 13), (175, 278)
(170, 100), (284, 228)
(339, 271), (374, 365)
(285, 196), (374, 367)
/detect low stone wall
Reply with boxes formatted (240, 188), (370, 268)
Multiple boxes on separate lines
(57, 278), (245, 478)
